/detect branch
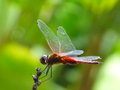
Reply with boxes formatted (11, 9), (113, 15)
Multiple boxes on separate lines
(32, 68), (42, 90)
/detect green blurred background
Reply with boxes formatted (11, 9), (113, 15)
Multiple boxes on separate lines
(0, 0), (120, 90)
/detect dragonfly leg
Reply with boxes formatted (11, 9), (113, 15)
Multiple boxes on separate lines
(41, 65), (49, 73)
(42, 66), (52, 82)
(40, 65), (50, 79)
(51, 66), (52, 78)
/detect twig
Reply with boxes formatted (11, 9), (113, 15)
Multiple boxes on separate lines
(32, 68), (42, 90)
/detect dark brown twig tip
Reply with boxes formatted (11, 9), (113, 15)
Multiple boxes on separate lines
(32, 81), (42, 90)
(32, 68), (43, 90)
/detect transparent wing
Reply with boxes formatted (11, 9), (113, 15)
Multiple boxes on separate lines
(37, 19), (59, 53)
(57, 26), (81, 53)
(59, 50), (84, 56)
(71, 56), (101, 61)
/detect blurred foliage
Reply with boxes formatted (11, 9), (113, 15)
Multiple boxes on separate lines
(0, 0), (120, 90)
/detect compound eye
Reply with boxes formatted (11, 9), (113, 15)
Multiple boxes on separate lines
(40, 55), (48, 64)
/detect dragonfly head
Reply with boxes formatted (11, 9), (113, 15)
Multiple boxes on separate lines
(40, 55), (48, 64)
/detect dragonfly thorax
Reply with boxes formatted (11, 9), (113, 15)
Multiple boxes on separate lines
(40, 55), (49, 64)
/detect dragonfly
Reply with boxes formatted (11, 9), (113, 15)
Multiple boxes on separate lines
(37, 19), (101, 79)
